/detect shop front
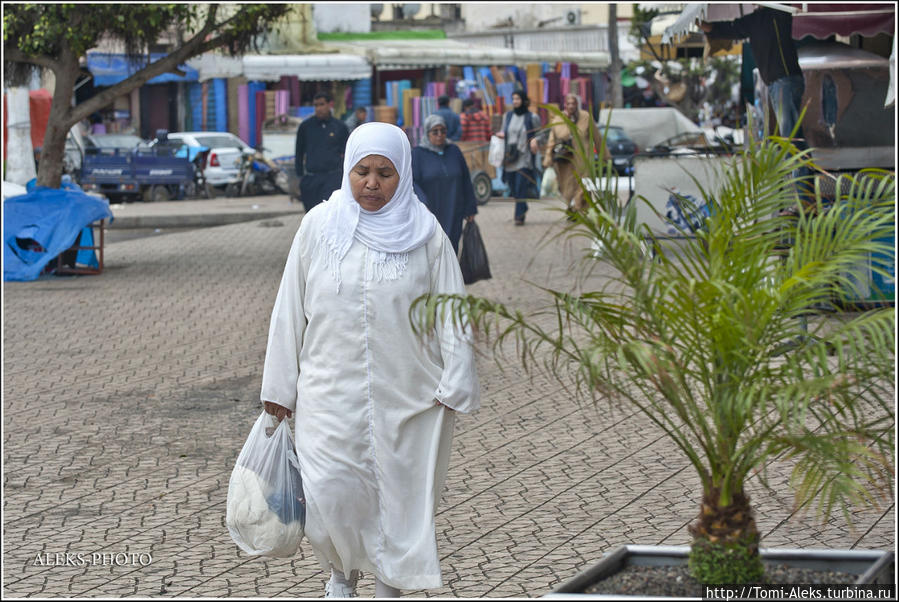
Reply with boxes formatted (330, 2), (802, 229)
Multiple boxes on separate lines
(188, 52), (372, 148)
(328, 38), (610, 146)
(83, 52), (200, 139)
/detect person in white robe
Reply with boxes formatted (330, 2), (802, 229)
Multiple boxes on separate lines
(260, 121), (480, 598)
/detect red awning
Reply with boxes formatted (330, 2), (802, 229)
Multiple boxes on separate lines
(28, 89), (52, 152)
(790, 3), (895, 39)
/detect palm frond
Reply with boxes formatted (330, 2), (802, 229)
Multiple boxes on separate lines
(412, 107), (895, 525)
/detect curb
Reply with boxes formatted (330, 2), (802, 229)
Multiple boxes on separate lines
(108, 210), (303, 229)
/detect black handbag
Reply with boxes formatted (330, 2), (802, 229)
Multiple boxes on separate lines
(552, 142), (574, 161)
(458, 221), (492, 285)
(503, 144), (521, 166)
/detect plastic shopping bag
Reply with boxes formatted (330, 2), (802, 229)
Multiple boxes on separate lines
(487, 135), (505, 169)
(458, 220), (492, 285)
(540, 165), (559, 199)
(226, 411), (305, 557)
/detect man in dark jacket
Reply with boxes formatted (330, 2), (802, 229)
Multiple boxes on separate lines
(295, 91), (350, 212)
(701, 7), (811, 188)
(434, 95), (462, 142)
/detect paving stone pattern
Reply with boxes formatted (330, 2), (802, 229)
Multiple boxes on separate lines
(3, 198), (894, 598)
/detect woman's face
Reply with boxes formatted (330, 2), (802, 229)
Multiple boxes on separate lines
(427, 124), (447, 148)
(349, 154), (399, 212)
(564, 96), (578, 116)
(512, 94), (522, 109)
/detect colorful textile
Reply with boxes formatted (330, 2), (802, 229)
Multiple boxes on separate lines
(545, 72), (562, 105)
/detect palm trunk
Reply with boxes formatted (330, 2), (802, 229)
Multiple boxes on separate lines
(688, 488), (765, 583)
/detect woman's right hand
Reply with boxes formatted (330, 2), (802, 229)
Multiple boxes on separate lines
(264, 401), (293, 422)
(494, 132), (505, 139)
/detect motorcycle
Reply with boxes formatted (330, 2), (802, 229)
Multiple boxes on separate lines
(226, 147), (290, 197)
(175, 143), (215, 199)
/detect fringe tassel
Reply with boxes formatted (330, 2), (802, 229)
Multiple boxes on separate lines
(320, 233), (410, 293)
(366, 251), (409, 283)
(319, 232), (344, 294)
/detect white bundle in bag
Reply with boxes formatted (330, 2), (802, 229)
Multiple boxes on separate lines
(226, 411), (305, 557)
(540, 166), (559, 199)
(487, 135), (505, 168)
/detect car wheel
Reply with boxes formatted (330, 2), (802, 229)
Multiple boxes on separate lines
(471, 170), (492, 205)
(143, 185), (170, 203)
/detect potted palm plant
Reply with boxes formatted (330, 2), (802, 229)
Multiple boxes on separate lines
(413, 106), (895, 592)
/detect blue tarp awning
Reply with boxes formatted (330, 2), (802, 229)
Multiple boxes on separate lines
(4, 184), (114, 282)
(86, 52), (199, 87)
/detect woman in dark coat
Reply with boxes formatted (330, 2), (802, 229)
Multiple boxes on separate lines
(411, 114), (478, 254)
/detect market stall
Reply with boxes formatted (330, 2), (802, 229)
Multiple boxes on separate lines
(187, 52), (373, 148)
(328, 38), (610, 144)
(660, 2), (896, 107)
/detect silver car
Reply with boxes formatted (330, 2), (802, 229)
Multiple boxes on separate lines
(165, 131), (253, 188)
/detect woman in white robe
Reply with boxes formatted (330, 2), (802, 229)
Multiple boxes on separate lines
(260, 122), (480, 598)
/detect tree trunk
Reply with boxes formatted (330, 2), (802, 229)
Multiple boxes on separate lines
(608, 5), (623, 108)
(688, 487), (764, 583)
(36, 54), (79, 189)
(24, 13), (217, 189)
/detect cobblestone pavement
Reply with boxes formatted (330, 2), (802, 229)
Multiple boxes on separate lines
(3, 195), (894, 598)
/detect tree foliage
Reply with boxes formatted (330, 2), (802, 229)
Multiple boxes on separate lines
(625, 56), (742, 124)
(3, 3), (291, 187)
(4, 3), (288, 85)
(628, 3), (660, 45)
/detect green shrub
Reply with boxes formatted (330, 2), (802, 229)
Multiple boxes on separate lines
(689, 539), (766, 584)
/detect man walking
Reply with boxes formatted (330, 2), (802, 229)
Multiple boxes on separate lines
(435, 95), (462, 142)
(344, 106), (367, 133)
(460, 98), (490, 143)
(295, 91), (349, 212)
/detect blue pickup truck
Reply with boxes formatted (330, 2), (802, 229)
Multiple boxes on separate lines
(74, 132), (205, 202)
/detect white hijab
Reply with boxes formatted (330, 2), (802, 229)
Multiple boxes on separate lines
(319, 121), (437, 291)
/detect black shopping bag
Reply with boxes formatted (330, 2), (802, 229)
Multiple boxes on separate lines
(458, 220), (492, 285)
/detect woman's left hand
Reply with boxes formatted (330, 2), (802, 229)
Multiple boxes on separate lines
(529, 138), (539, 154)
(465, 215), (475, 223)
(435, 400), (455, 411)
(264, 401), (293, 422)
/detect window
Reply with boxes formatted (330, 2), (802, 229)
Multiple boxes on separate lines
(191, 135), (247, 149)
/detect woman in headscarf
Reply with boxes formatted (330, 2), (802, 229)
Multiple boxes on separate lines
(260, 122), (480, 598)
(412, 114), (478, 254)
(496, 90), (541, 225)
(543, 93), (604, 214)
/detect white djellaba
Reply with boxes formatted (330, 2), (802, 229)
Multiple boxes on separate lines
(260, 122), (480, 591)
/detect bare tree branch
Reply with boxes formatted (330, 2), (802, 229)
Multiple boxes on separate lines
(4, 47), (60, 73)
(67, 9), (224, 124)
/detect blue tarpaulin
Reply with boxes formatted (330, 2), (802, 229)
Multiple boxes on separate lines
(86, 52), (199, 87)
(3, 183), (114, 282)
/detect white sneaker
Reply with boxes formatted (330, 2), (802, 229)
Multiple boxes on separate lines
(324, 570), (359, 599)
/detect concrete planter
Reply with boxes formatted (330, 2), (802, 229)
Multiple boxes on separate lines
(546, 545), (895, 599)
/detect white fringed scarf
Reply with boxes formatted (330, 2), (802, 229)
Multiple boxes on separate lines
(318, 122), (437, 293)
